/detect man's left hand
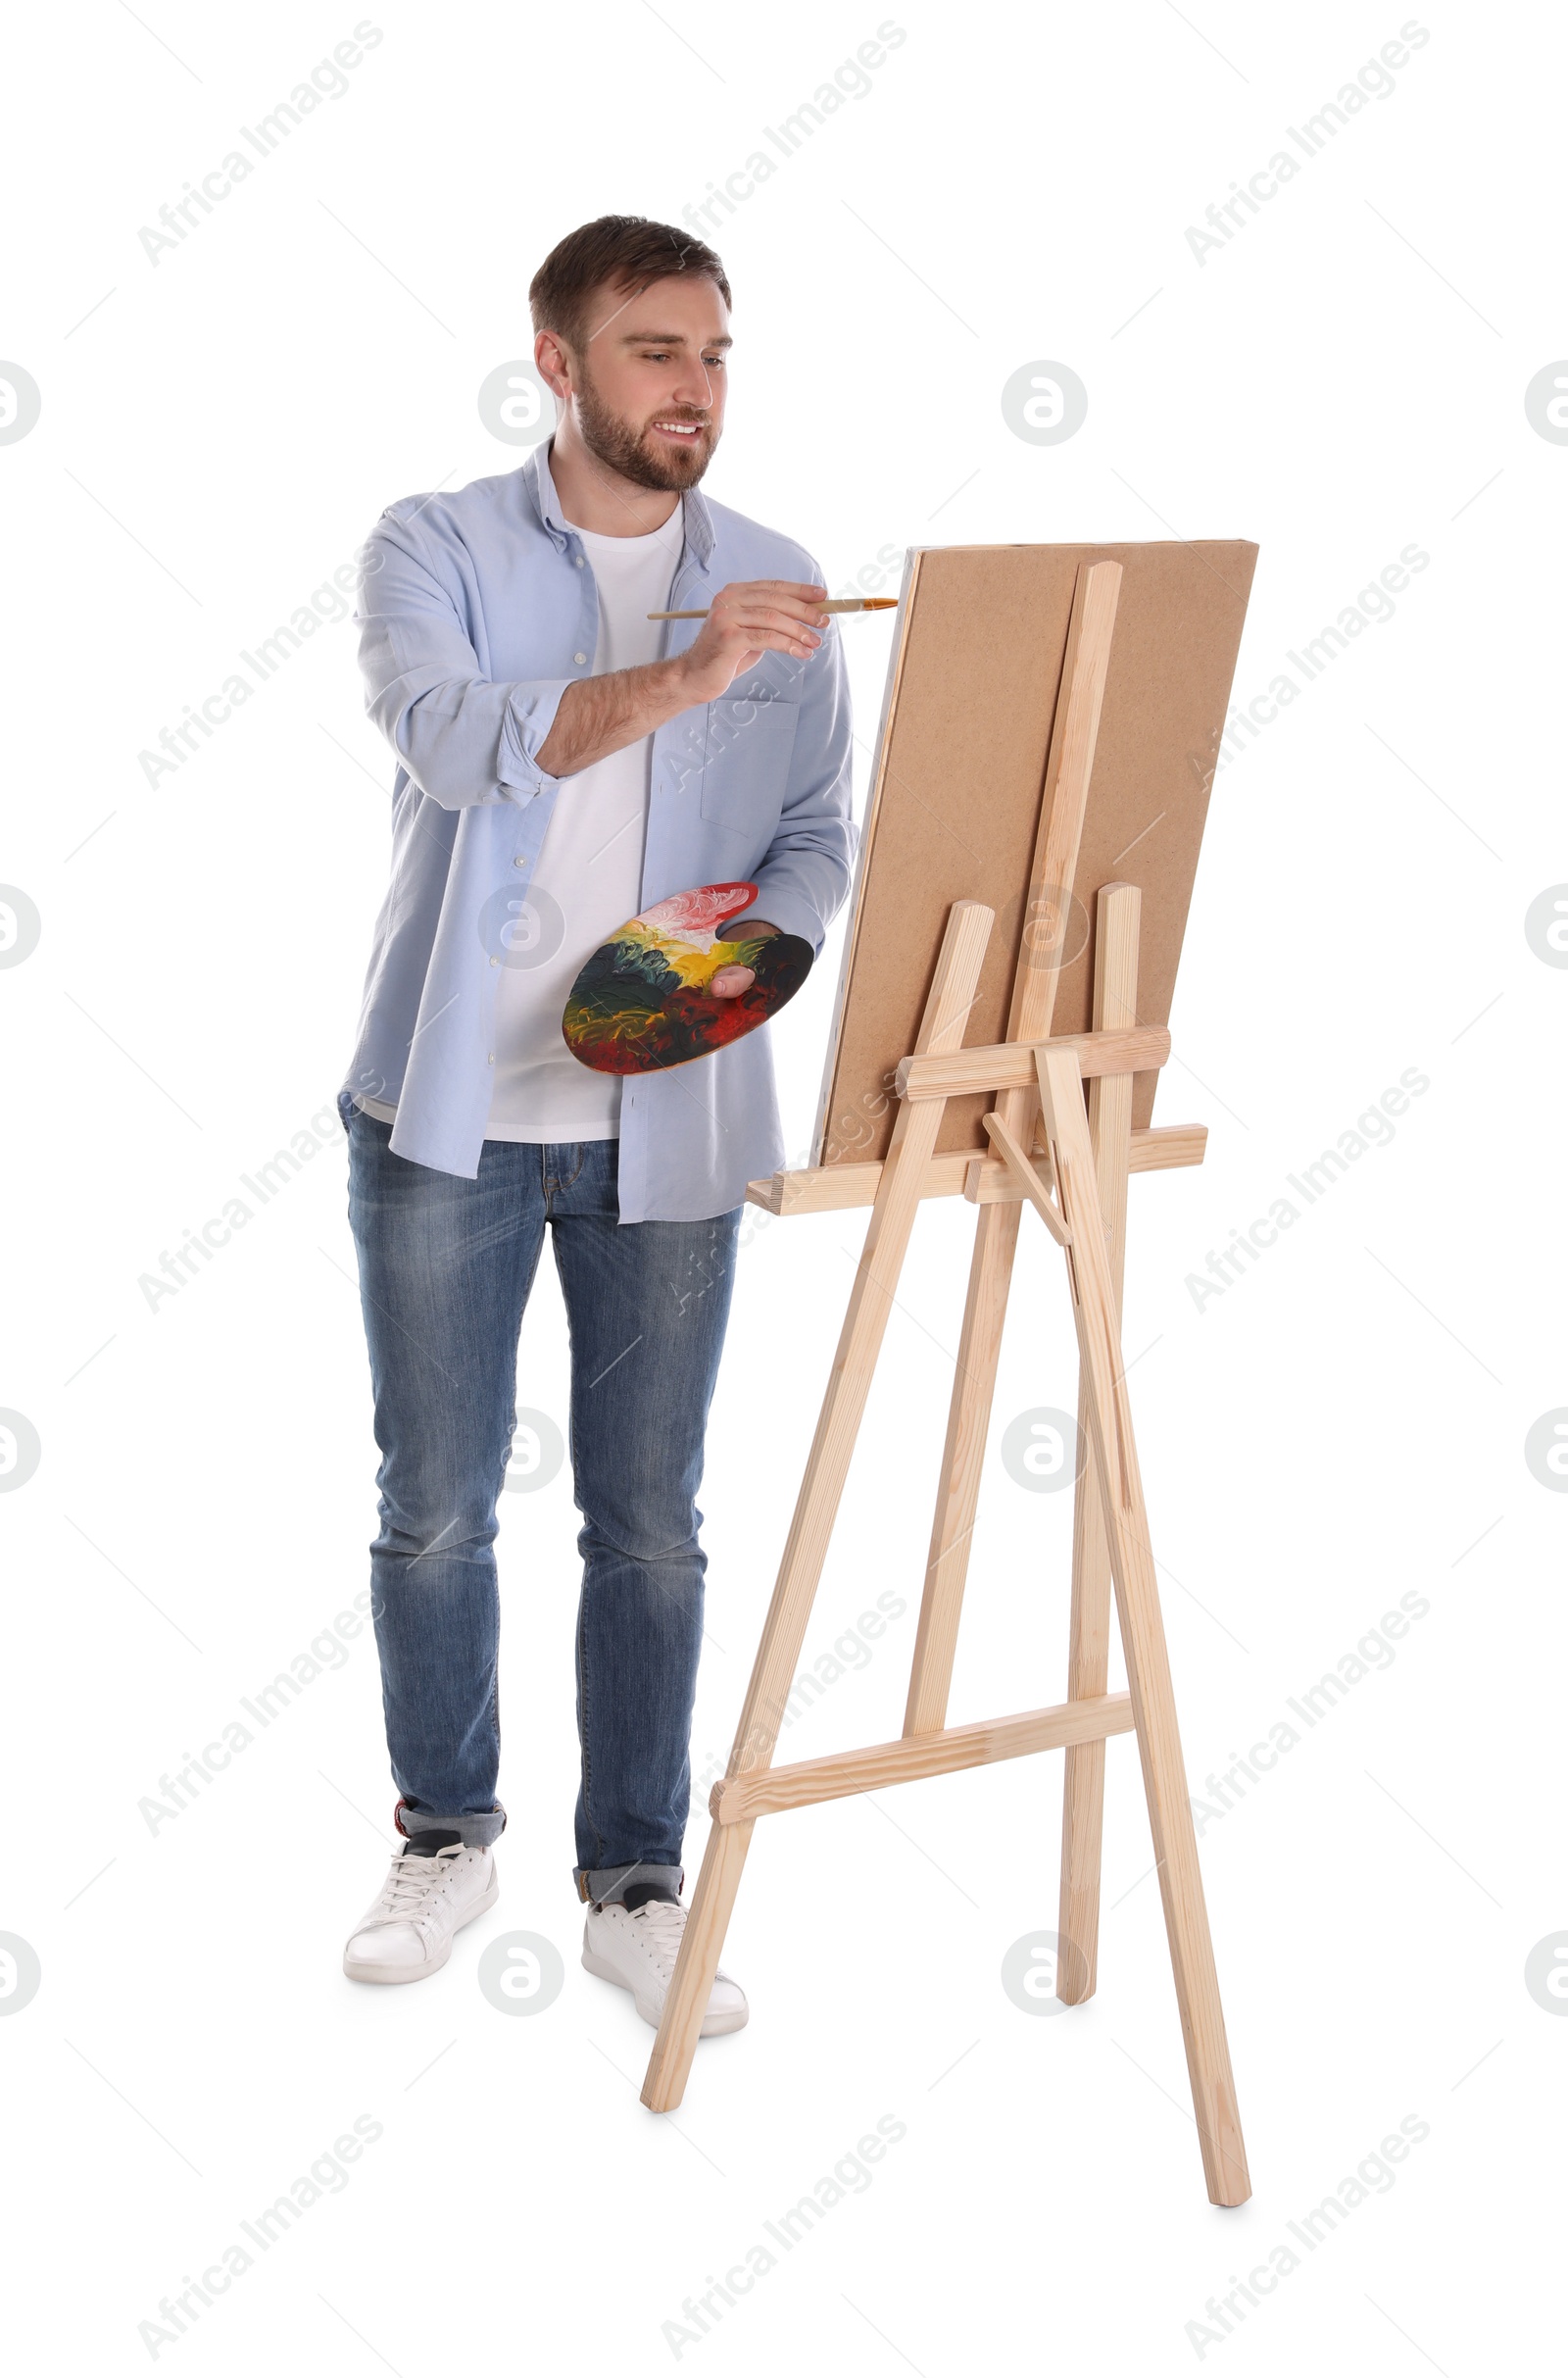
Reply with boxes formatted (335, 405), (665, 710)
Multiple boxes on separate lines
(710, 920), (779, 999)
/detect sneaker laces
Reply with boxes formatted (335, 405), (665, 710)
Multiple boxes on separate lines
(377, 1845), (466, 1918)
(625, 1899), (686, 1976)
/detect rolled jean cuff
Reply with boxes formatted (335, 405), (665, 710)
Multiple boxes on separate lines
(575, 1860), (684, 1908)
(396, 1797), (507, 1851)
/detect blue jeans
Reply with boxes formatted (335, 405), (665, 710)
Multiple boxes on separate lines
(344, 1108), (740, 1906)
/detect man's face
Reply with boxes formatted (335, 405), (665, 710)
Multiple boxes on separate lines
(539, 272), (730, 493)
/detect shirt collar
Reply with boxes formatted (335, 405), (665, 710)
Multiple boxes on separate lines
(522, 438), (713, 573)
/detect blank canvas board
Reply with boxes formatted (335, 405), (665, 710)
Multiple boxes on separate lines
(812, 539), (1257, 1165)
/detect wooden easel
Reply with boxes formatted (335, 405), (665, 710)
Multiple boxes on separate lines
(641, 561), (1250, 2208)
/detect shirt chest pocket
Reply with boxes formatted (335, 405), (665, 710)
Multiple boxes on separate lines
(697, 697), (801, 833)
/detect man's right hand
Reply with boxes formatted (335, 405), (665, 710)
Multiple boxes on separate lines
(674, 580), (829, 703)
(535, 580), (830, 780)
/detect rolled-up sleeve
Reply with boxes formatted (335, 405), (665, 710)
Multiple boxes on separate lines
(741, 606), (858, 953)
(356, 513), (570, 811)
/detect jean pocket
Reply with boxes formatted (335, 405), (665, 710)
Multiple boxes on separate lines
(697, 696), (800, 835)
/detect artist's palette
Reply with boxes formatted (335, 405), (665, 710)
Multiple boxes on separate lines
(562, 882), (812, 1074)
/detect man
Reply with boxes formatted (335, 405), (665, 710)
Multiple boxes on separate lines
(335, 217), (854, 2040)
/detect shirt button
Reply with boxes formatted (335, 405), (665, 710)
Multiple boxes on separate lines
(487, 1053), (495, 1065)
(574, 556), (585, 569)
(573, 652), (587, 666)
(514, 856), (526, 867)
(489, 955), (499, 966)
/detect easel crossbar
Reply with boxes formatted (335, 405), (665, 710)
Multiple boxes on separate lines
(897, 1023), (1169, 1103)
(710, 1692), (1135, 1823)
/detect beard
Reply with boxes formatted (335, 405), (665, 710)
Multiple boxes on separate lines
(572, 366), (717, 493)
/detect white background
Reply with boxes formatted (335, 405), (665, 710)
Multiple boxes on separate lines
(2, 2), (1563, 2369)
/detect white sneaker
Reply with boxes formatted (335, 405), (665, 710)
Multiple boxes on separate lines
(582, 1897), (749, 2036)
(342, 1841), (498, 1984)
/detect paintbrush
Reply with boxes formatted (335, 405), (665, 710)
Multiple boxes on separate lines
(646, 597), (900, 620)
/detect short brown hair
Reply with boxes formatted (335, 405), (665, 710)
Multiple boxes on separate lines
(529, 216), (732, 359)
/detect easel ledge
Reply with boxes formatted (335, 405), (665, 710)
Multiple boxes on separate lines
(748, 1119), (1205, 1216)
(749, 1019), (1204, 1216)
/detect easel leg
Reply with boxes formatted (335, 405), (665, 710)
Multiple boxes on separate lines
(1058, 884), (1138, 2003)
(641, 1817), (753, 2109)
(903, 1200), (1021, 1734)
(1039, 1044), (1250, 2207)
(641, 899), (995, 2114)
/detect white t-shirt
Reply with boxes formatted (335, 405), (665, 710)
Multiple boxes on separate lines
(358, 512), (679, 1142)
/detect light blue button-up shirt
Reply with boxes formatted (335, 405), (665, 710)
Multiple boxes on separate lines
(336, 442), (856, 1219)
